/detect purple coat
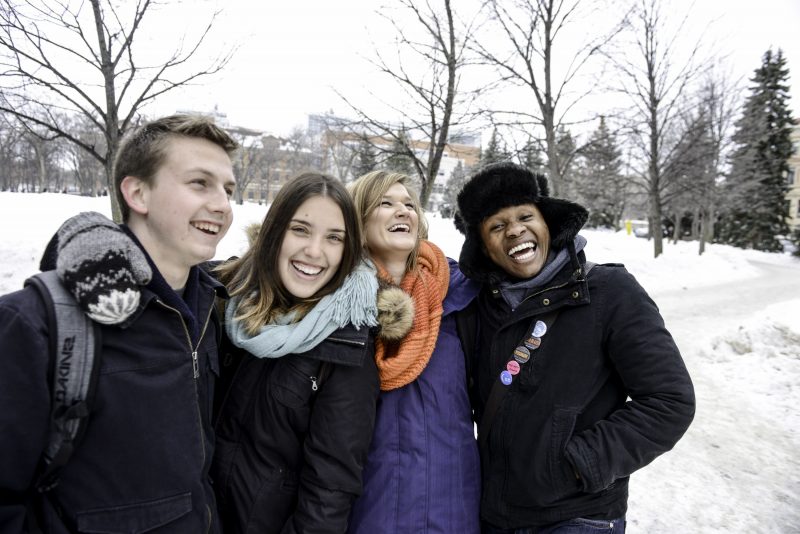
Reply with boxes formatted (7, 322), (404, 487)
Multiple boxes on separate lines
(347, 260), (481, 534)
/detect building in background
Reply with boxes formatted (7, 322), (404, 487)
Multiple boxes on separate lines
(310, 112), (480, 210)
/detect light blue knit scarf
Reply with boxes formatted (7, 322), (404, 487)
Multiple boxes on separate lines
(225, 260), (379, 358)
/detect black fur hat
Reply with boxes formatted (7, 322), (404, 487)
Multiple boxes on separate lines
(454, 161), (588, 281)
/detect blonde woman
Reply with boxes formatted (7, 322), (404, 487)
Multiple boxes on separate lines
(346, 171), (480, 534)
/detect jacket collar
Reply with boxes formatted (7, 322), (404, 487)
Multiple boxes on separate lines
(484, 247), (591, 320)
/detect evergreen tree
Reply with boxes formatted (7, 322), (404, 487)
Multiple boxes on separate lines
(480, 129), (509, 166)
(791, 227), (800, 257)
(555, 125), (577, 198)
(717, 49), (794, 251)
(574, 117), (627, 229)
(523, 137), (546, 175)
(385, 129), (415, 175)
(442, 161), (467, 217)
(353, 132), (377, 179)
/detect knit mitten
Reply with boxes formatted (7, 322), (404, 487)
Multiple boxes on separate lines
(40, 212), (152, 325)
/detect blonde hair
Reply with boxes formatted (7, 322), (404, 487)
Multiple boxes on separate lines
(348, 170), (428, 274)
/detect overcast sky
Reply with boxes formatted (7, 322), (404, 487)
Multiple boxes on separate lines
(147, 0), (800, 138)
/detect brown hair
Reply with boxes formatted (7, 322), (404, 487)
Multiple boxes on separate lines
(113, 114), (239, 221)
(216, 172), (363, 335)
(348, 170), (428, 273)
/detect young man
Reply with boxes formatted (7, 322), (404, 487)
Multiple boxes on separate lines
(0, 115), (238, 533)
(454, 162), (695, 533)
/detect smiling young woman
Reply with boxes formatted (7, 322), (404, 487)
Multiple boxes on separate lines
(345, 170), (481, 534)
(211, 172), (402, 534)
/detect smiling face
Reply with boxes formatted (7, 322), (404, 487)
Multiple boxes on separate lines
(479, 203), (551, 279)
(277, 195), (346, 300)
(364, 182), (419, 266)
(122, 136), (235, 288)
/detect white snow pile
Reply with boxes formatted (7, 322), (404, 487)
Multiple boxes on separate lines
(1, 192), (799, 532)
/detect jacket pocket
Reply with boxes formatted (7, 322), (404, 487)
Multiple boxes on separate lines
(503, 407), (582, 508)
(76, 492), (192, 533)
(243, 469), (298, 534)
(269, 356), (322, 409)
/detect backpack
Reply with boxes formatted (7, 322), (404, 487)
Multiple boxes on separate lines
(24, 271), (102, 494)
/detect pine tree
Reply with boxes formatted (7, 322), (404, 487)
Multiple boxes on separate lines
(555, 125), (577, 198)
(717, 49), (794, 251)
(385, 129), (415, 175)
(574, 117), (627, 229)
(352, 132), (377, 179)
(442, 160), (467, 216)
(480, 129), (509, 166)
(523, 137), (546, 175)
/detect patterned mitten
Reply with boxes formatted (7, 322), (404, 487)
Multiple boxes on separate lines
(40, 212), (152, 324)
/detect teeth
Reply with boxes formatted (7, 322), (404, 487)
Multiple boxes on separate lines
(388, 224), (410, 232)
(507, 242), (535, 256)
(292, 262), (323, 276)
(192, 222), (221, 234)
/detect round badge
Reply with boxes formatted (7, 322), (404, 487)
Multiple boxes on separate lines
(513, 345), (530, 364)
(532, 320), (547, 337)
(524, 337), (542, 350)
(500, 370), (513, 385)
(506, 360), (521, 375)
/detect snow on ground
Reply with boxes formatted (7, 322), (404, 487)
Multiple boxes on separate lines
(2, 192), (799, 532)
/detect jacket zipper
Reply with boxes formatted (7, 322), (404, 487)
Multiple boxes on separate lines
(155, 296), (216, 531)
(517, 276), (575, 307)
(326, 336), (366, 347)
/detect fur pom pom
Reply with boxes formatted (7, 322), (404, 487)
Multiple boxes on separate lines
(376, 285), (414, 342)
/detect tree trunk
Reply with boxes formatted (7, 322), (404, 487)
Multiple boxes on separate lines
(650, 197), (663, 257)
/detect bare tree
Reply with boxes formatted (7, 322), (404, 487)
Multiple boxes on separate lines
(228, 127), (266, 205)
(665, 74), (739, 254)
(0, 112), (25, 191)
(61, 114), (107, 195)
(282, 127), (316, 177)
(472, 0), (626, 196)
(613, 0), (708, 257)
(0, 0), (232, 220)
(338, 0), (478, 207)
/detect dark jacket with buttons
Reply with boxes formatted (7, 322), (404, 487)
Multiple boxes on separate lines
(211, 323), (379, 534)
(0, 266), (226, 534)
(463, 249), (695, 529)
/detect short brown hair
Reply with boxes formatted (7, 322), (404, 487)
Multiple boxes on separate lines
(113, 114), (239, 221)
(348, 170), (428, 273)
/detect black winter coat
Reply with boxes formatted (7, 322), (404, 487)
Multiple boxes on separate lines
(468, 254), (695, 528)
(211, 323), (379, 534)
(0, 268), (226, 534)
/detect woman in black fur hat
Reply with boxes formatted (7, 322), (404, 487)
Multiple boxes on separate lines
(454, 162), (695, 533)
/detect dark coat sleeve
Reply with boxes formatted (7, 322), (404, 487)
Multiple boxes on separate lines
(565, 267), (696, 493)
(281, 338), (380, 534)
(0, 289), (51, 533)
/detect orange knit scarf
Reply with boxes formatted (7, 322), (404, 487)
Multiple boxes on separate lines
(373, 240), (450, 391)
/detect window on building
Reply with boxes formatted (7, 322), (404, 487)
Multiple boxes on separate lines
(247, 190), (254, 200)
(788, 167), (796, 185)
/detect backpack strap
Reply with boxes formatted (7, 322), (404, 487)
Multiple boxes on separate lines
(25, 271), (102, 493)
